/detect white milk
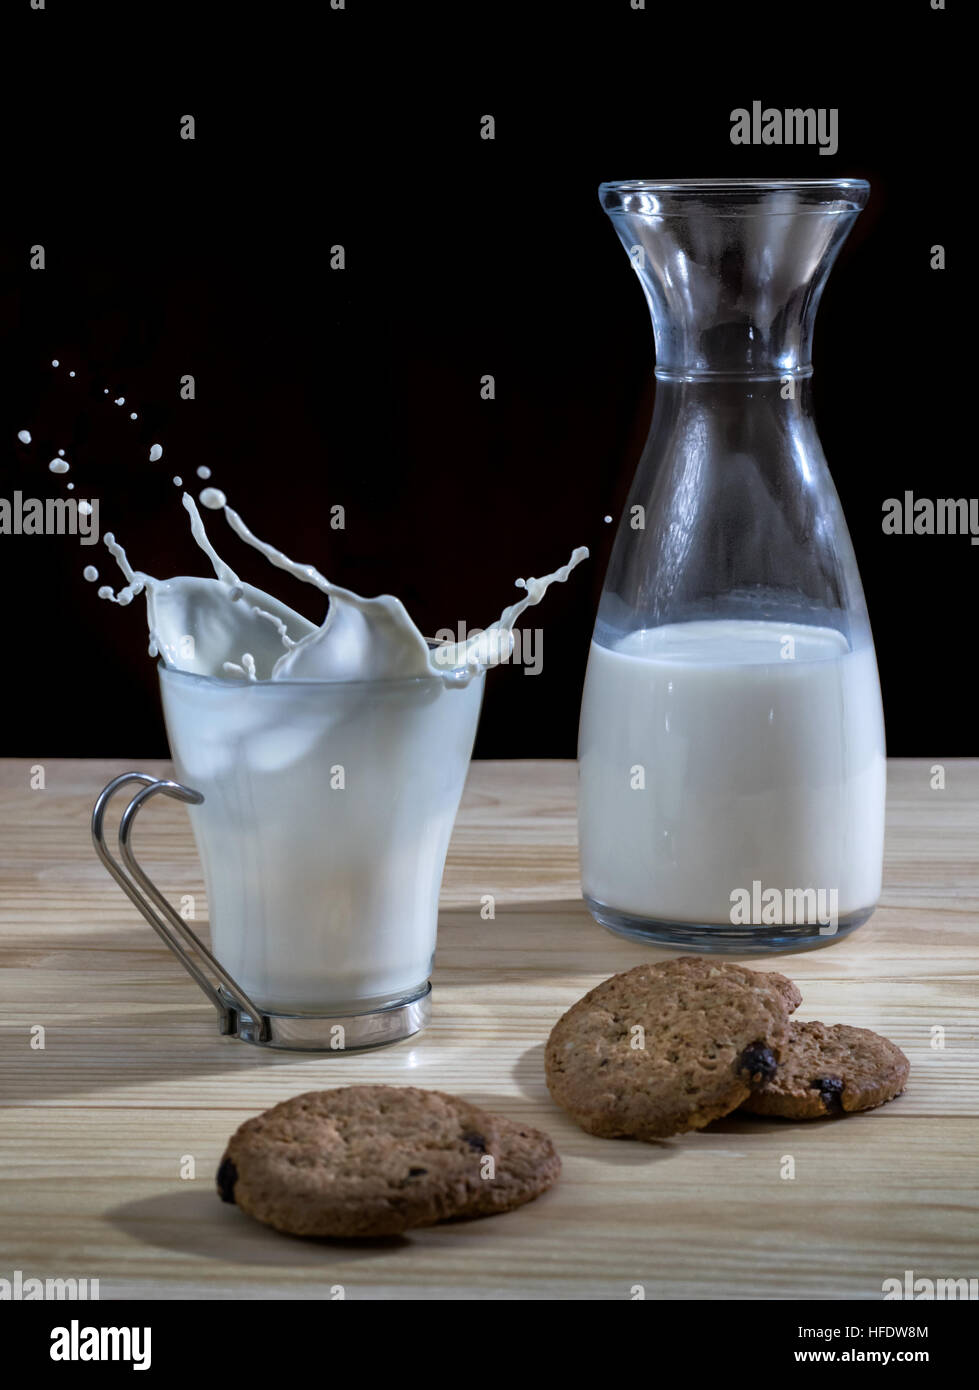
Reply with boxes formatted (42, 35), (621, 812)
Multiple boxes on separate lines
(101, 493), (587, 689)
(160, 665), (485, 1013)
(100, 494), (587, 1013)
(578, 620), (886, 926)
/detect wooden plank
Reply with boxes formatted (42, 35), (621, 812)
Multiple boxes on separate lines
(1, 757), (977, 1298)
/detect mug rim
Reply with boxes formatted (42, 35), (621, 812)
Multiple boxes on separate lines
(156, 659), (483, 693)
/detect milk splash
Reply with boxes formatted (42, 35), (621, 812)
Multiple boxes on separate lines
(100, 493), (587, 686)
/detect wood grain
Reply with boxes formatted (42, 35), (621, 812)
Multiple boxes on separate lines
(1, 757), (977, 1299)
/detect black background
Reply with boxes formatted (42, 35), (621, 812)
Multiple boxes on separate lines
(0, 2), (962, 758)
(5, 1297), (968, 1368)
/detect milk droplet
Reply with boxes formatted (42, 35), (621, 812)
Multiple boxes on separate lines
(16, 430), (31, 444)
(196, 465), (211, 479)
(97, 586), (113, 600)
(78, 501), (93, 516)
(199, 487), (227, 510)
(130, 412), (138, 419)
(49, 459), (69, 474)
(69, 371), (76, 378)
(103, 388), (109, 394)
(58, 449), (65, 456)
(67, 482), (74, 490)
(83, 565), (99, 582)
(114, 397), (125, 406)
(51, 359), (59, 367)
(604, 515), (612, 523)
(149, 444), (163, 461)
(173, 476), (183, 486)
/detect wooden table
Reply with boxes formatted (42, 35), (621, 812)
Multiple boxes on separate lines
(1, 757), (976, 1300)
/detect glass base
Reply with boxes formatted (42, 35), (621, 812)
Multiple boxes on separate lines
(584, 896), (875, 955)
(216, 983), (431, 1051)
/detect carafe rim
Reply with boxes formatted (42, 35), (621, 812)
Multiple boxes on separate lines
(600, 177), (869, 215)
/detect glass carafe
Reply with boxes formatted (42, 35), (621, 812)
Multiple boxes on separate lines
(578, 179), (885, 953)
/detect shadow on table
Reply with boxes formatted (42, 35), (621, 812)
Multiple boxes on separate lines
(707, 1111), (848, 1134)
(0, 1014), (433, 1105)
(0, 918), (429, 1104)
(106, 1189), (411, 1267)
(435, 899), (680, 980)
(6, 905), (680, 1105)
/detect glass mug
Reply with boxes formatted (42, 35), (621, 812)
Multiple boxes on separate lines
(93, 663), (485, 1050)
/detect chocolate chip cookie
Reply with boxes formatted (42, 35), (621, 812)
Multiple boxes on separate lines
(218, 1085), (559, 1237)
(545, 957), (799, 1141)
(740, 1020), (910, 1118)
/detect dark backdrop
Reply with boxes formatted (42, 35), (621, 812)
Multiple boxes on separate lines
(0, 3), (963, 757)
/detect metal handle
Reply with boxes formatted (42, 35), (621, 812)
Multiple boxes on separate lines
(91, 772), (270, 1040)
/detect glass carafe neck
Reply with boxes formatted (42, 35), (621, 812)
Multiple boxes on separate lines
(600, 179), (869, 380)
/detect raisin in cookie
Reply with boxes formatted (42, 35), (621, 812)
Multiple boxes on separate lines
(741, 1021), (909, 1118)
(545, 957), (798, 1141)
